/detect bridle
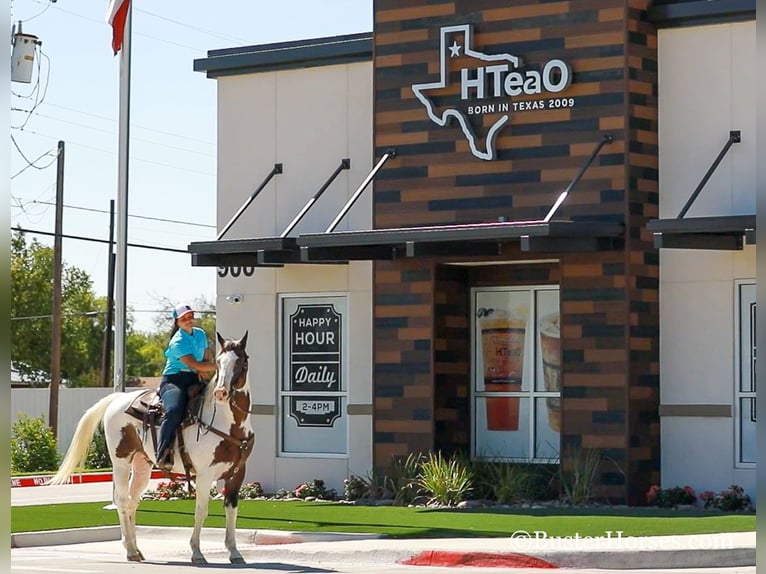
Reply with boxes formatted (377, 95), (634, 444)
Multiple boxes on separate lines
(195, 342), (254, 476)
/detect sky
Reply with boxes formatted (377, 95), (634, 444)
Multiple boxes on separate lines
(10, 0), (373, 332)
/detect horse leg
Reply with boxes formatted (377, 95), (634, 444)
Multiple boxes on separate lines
(112, 461), (144, 561)
(223, 468), (246, 564)
(190, 472), (211, 564)
(125, 452), (153, 559)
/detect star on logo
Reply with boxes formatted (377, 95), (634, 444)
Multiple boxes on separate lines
(411, 25), (520, 161)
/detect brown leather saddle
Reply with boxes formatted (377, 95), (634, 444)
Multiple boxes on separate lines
(124, 386), (206, 482)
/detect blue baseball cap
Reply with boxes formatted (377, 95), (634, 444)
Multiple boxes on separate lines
(172, 304), (194, 319)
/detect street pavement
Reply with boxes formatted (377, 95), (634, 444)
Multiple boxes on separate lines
(11, 479), (757, 571)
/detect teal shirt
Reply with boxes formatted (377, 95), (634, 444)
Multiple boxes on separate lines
(162, 327), (209, 376)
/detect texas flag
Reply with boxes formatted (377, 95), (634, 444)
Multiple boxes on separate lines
(106, 0), (131, 54)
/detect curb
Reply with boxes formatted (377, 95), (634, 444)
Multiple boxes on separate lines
(11, 526), (756, 569)
(10, 526), (385, 549)
(11, 471), (182, 488)
(12, 526), (121, 548)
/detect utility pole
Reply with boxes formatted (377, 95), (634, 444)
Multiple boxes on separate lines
(49, 140), (64, 436)
(100, 200), (116, 387)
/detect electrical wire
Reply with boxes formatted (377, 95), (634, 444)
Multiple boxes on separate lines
(9, 137), (58, 178)
(18, 111), (215, 158)
(35, 101), (215, 146)
(24, 199), (215, 229)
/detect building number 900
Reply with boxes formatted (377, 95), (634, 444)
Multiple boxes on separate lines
(217, 266), (255, 278)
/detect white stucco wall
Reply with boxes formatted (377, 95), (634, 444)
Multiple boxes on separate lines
(657, 21), (756, 501)
(213, 59), (374, 494)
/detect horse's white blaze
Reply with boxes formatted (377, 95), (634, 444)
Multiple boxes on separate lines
(214, 349), (238, 401)
(46, 333), (253, 565)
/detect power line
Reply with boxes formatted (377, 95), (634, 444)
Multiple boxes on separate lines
(15, 226), (192, 254)
(11, 128), (216, 176)
(14, 111), (216, 158)
(12, 310), (103, 321)
(20, 199), (215, 229)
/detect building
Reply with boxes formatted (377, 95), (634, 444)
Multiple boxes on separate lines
(188, 0), (755, 505)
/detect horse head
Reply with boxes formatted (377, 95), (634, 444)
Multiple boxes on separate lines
(213, 331), (249, 403)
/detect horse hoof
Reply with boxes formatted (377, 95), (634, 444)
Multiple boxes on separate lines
(191, 556), (208, 564)
(127, 552), (144, 562)
(230, 556), (246, 564)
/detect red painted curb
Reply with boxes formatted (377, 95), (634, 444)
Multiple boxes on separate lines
(402, 550), (558, 569)
(11, 470), (182, 488)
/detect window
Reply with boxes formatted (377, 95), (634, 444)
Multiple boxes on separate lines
(471, 286), (560, 462)
(735, 281), (755, 467)
(279, 295), (347, 456)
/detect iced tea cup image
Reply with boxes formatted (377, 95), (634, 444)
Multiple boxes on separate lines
(539, 312), (561, 432)
(480, 308), (528, 431)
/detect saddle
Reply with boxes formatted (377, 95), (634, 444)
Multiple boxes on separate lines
(124, 384), (206, 482)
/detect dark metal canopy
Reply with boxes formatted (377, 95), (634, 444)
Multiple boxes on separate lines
(646, 130), (755, 250)
(188, 135), (625, 267)
(646, 215), (755, 250)
(298, 219), (624, 261)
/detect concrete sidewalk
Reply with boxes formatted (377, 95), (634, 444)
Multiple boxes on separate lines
(11, 525), (756, 569)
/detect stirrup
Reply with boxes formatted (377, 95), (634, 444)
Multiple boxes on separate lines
(157, 451), (174, 472)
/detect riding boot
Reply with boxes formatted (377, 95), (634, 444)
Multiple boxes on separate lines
(157, 448), (174, 472)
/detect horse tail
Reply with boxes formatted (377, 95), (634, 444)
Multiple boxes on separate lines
(47, 393), (123, 486)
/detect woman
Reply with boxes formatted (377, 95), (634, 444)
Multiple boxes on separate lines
(155, 304), (217, 471)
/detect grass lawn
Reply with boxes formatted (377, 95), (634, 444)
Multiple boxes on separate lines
(12, 500), (755, 538)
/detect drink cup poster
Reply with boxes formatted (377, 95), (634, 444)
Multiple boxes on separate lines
(472, 287), (560, 461)
(281, 296), (347, 455)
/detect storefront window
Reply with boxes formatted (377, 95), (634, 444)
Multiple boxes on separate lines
(472, 286), (560, 462)
(736, 281), (755, 467)
(279, 295), (347, 455)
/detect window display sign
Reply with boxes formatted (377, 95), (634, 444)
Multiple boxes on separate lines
(289, 304), (341, 393)
(472, 286), (560, 462)
(281, 296), (347, 454)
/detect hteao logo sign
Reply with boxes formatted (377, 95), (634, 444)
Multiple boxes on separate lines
(412, 24), (573, 161)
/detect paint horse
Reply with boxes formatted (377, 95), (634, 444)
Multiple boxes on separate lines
(48, 332), (254, 564)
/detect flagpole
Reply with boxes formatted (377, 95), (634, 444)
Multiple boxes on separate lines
(113, 2), (131, 392)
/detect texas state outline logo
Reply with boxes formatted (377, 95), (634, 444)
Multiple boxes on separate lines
(411, 24), (573, 161)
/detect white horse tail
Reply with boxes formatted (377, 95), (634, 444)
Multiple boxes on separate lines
(47, 393), (123, 485)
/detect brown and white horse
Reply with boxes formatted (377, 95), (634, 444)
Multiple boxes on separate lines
(48, 332), (254, 564)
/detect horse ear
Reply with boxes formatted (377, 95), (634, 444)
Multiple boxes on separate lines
(240, 330), (248, 349)
(217, 332), (225, 347)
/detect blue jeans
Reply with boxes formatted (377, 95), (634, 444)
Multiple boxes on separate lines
(156, 371), (198, 460)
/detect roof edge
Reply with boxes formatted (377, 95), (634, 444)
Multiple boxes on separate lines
(194, 32), (373, 78)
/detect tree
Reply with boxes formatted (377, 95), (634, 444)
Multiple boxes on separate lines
(12, 229), (105, 386)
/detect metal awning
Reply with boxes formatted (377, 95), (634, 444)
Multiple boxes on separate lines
(189, 135), (625, 267)
(646, 215), (755, 250)
(298, 219), (624, 261)
(647, 130), (755, 250)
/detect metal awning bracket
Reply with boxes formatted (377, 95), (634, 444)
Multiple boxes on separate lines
(325, 149), (396, 233)
(677, 130), (741, 218)
(279, 158), (351, 238)
(217, 163), (283, 240)
(543, 134), (612, 222)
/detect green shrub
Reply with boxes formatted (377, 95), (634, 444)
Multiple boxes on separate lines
(477, 461), (530, 504)
(559, 445), (601, 505)
(387, 452), (424, 505)
(417, 451), (473, 506)
(85, 423), (111, 470)
(699, 485), (752, 511)
(11, 414), (59, 473)
(647, 484), (697, 508)
(293, 479), (336, 500)
(344, 474), (371, 501)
